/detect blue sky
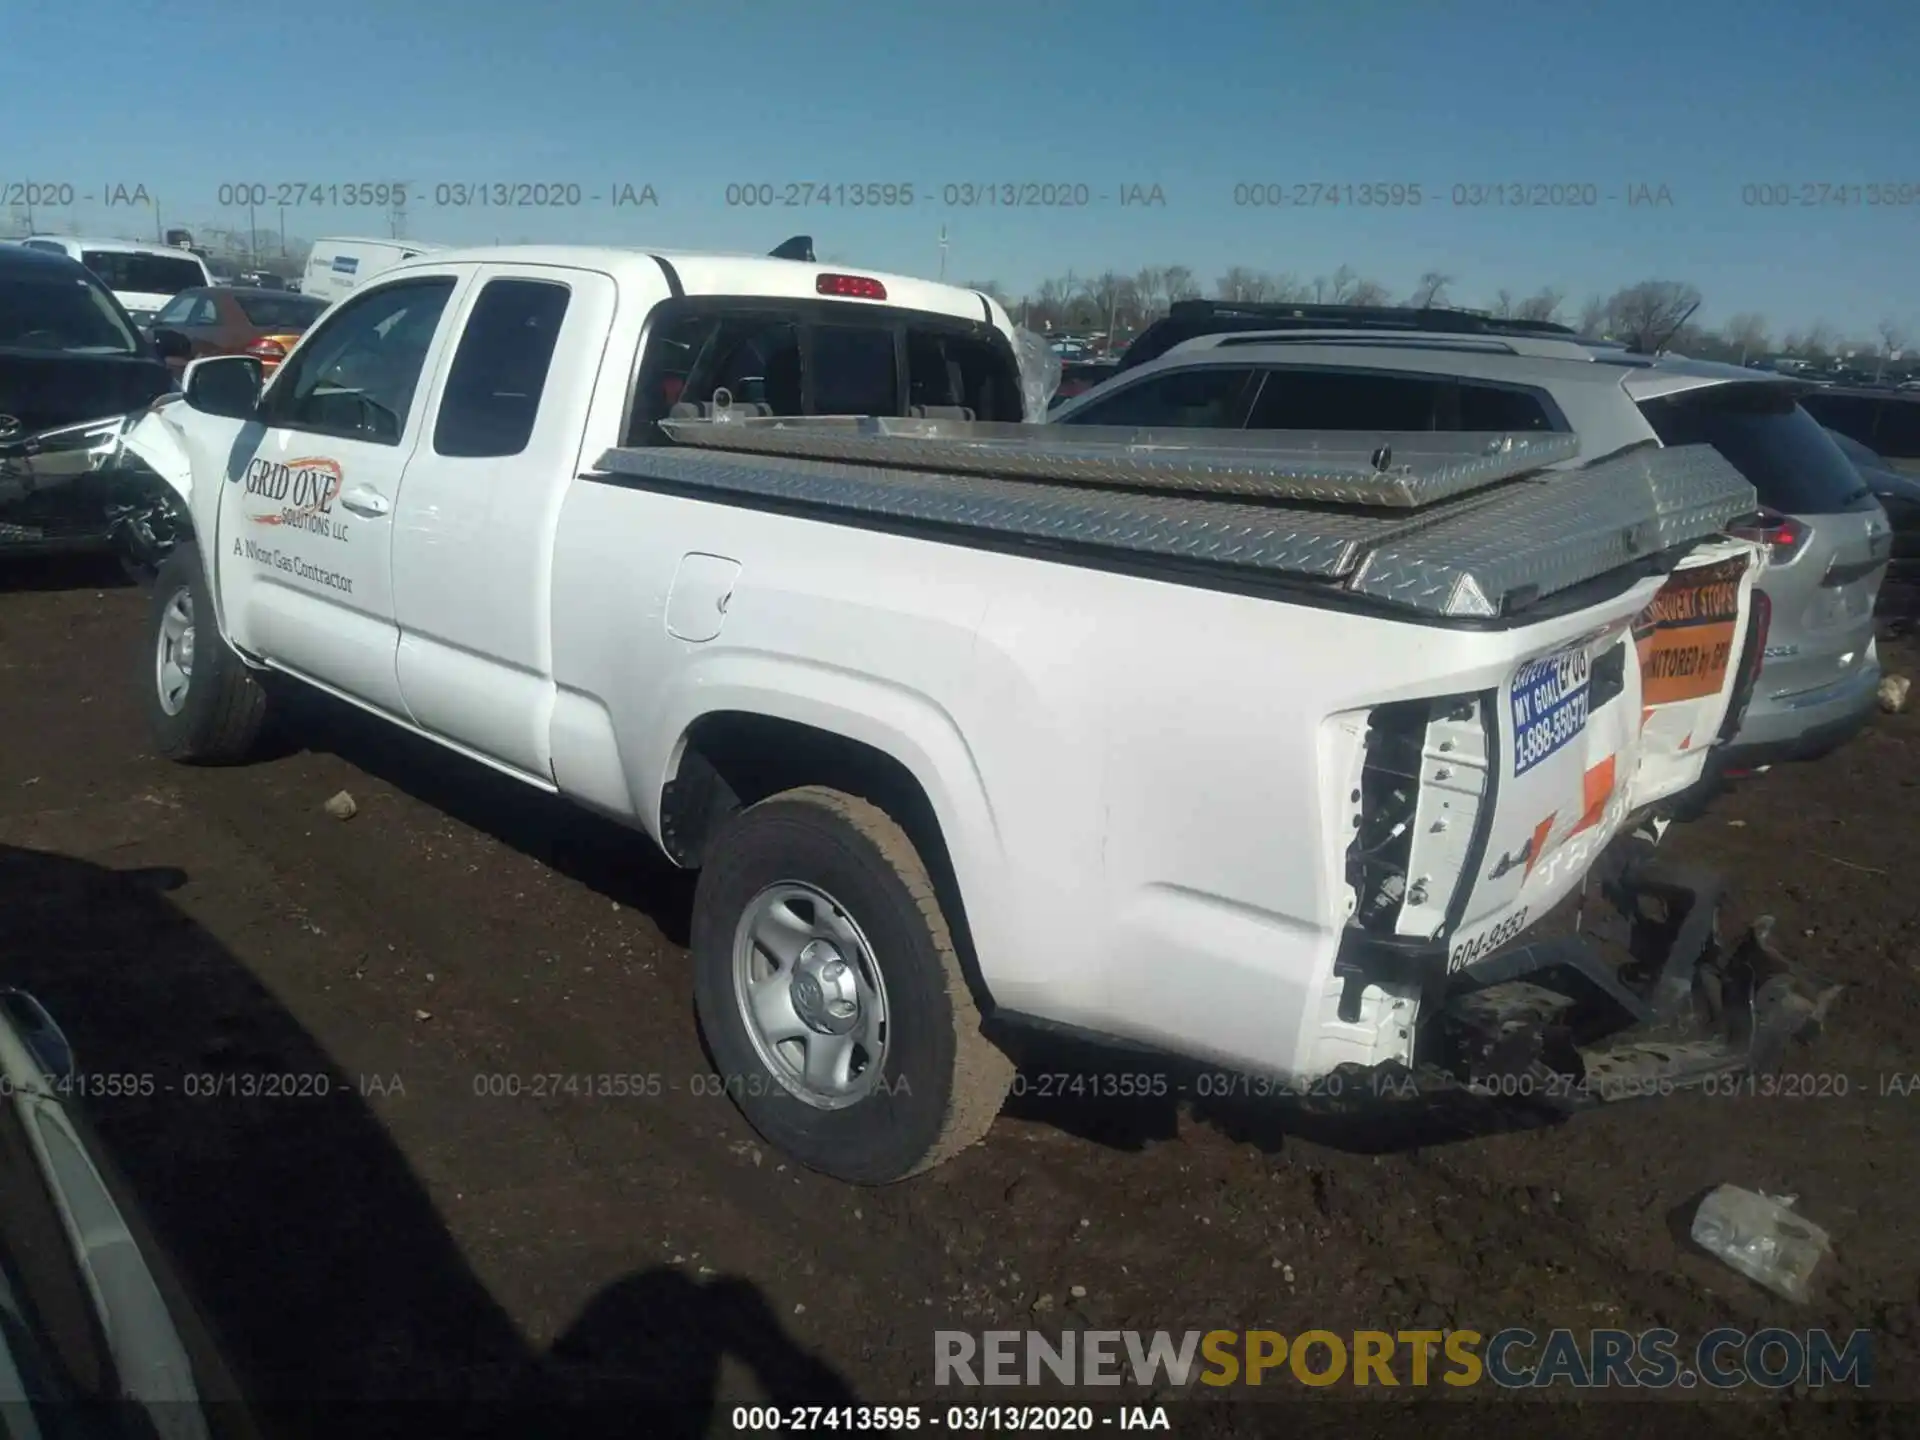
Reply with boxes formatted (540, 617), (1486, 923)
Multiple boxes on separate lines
(3, 0), (1915, 335)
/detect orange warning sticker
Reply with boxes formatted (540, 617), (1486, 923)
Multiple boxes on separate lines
(1633, 558), (1745, 706)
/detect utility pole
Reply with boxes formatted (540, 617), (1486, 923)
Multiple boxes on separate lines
(937, 225), (947, 282)
(279, 204), (287, 256)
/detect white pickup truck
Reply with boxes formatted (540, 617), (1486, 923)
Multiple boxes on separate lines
(118, 244), (1828, 1184)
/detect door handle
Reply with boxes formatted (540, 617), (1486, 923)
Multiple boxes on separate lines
(339, 485), (391, 518)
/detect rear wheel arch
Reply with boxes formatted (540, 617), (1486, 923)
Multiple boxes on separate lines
(660, 710), (998, 1018)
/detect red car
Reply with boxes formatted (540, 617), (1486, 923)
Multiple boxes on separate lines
(147, 286), (328, 376)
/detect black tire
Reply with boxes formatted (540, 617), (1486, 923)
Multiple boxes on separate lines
(143, 540), (270, 764)
(691, 786), (1013, 1184)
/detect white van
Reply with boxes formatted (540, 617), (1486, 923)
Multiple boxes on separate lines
(18, 237), (211, 328)
(299, 237), (443, 304)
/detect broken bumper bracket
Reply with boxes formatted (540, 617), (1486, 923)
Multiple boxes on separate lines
(1433, 845), (1841, 1107)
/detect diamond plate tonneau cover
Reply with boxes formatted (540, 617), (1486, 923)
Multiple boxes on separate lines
(654, 414), (1580, 508)
(1348, 445), (1758, 616)
(596, 446), (1391, 578)
(587, 441), (1756, 618)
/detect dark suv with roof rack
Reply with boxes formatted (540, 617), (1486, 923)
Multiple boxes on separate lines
(1113, 299), (1582, 374)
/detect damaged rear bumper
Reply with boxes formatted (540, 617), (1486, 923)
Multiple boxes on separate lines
(1336, 831), (1840, 1108)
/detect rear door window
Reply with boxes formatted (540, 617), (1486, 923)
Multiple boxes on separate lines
(1055, 367), (1257, 427)
(1245, 369), (1435, 430)
(1638, 387), (1870, 514)
(1244, 367), (1561, 433)
(433, 278), (571, 458)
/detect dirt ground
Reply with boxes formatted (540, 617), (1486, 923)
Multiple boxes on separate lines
(0, 557), (1915, 1438)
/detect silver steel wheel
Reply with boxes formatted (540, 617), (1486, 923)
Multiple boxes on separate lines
(732, 881), (891, 1110)
(154, 585), (195, 717)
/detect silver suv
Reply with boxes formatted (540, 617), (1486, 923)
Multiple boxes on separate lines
(1053, 307), (1892, 772)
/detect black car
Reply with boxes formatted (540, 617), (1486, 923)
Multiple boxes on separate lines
(1824, 427), (1920, 589)
(0, 245), (178, 561)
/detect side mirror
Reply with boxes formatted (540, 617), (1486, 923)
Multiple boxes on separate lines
(150, 327), (192, 362)
(183, 355), (263, 419)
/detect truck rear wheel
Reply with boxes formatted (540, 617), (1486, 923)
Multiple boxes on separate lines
(143, 540), (270, 764)
(690, 785), (1013, 1184)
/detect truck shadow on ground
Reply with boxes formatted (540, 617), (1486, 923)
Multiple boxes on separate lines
(274, 683), (699, 948)
(0, 843), (850, 1439)
(989, 1028), (1568, 1161)
(0, 553), (134, 595)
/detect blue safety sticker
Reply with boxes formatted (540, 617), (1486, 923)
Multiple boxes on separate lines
(1510, 647), (1591, 776)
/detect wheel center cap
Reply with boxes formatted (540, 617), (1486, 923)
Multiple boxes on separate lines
(790, 940), (860, 1035)
(178, 627), (195, 670)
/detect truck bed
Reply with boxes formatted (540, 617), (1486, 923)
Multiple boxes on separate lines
(590, 421), (1757, 620)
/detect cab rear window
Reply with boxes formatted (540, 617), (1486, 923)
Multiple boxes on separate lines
(627, 298), (1021, 440)
(1637, 386), (1869, 515)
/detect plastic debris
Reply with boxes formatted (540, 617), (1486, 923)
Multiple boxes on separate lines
(1879, 675), (1911, 714)
(1690, 1185), (1831, 1303)
(324, 790), (358, 820)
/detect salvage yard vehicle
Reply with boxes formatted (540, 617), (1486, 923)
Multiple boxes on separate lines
(1057, 301), (1894, 774)
(119, 244), (1830, 1185)
(0, 244), (181, 562)
(299, 237), (444, 305)
(18, 237), (213, 331)
(148, 286), (329, 378)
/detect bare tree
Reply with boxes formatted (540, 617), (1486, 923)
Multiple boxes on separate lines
(1798, 320), (1836, 361)
(1161, 264), (1201, 304)
(1409, 270), (1453, 308)
(1132, 266), (1170, 319)
(1876, 318), (1910, 383)
(1080, 271), (1137, 347)
(1515, 288), (1565, 323)
(1722, 313), (1770, 366)
(1576, 295), (1609, 337)
(1491, 289), (1516, 318)
(1216, 266), (1273, 303)
(1346, 279), (1393, 306)
(1604, 280), (1702, 352)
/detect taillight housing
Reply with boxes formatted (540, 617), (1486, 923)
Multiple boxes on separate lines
(244, 336), (290, 365)
(1726, 507), (1807, 564)
(1346, 692), (1495, 941)
(816, 273), (887, 301)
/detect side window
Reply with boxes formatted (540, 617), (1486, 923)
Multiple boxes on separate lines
(22, 240), (65, 255)
(262, 277), (456, 445)
(188, 296), (220, 326)
(1457, 382), (1556, 432)
(153, 293), (198, 327)
(432, 278), (571, 458)
(1245, 370), (1442, 430)
(1056, 366), (1256, 427)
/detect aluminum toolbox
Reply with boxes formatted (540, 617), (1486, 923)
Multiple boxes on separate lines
(592, 419), (1758, 619)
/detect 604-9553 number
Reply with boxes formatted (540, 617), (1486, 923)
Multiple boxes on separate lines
(1448, 907), (1529, 973)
